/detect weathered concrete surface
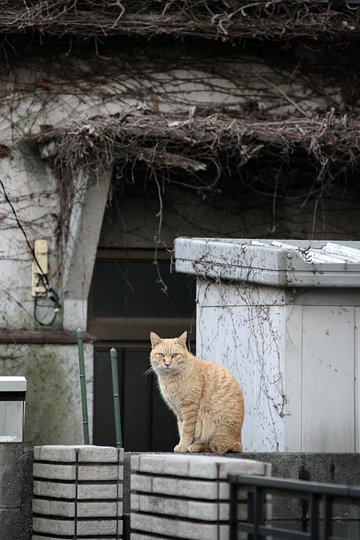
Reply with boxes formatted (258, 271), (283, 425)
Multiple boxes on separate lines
(243, 452), (360, 484)
(243, 453), (360, 537)
(0, 343), (93, 446)
(0, 444), (33, 540)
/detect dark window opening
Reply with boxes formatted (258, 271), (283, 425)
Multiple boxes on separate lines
(89, 249), (195, 451)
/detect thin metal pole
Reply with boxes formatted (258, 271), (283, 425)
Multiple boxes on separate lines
(323, 494), (333, 539)
(76, 328), (90, 445)
(110, 347), (122, 448)
(229, 480), (238, 540)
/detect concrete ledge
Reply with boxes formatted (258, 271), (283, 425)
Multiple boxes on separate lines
(34, 445), (123, 463)
(131, 453), (268, 478)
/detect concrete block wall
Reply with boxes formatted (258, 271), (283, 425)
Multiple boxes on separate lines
(32, 445), (124, 540)
(130, 453), (271, 540)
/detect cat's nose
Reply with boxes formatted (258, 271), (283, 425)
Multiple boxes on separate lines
(163, 358), (171, 367)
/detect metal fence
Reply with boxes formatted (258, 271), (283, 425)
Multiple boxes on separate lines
(228, 474), (360, 540)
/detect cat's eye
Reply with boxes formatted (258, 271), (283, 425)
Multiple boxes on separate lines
(156, 353), (165, 359)
(171, 353), (179, 358)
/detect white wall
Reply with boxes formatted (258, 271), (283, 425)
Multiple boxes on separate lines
(195, 279), (360, 452)
(196, 280), (287, 452)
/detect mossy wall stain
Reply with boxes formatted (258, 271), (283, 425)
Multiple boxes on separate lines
(0, 343), (93, 445)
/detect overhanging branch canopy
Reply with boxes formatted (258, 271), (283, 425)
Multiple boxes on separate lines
(31, 107), (360, 181)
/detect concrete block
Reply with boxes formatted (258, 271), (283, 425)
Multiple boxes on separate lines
(131, 493), (247, 521)
(77, 445), (123, 463)
(78, 464), (118, 481)
(77, 501), (118, 518)
(33, 480), (76, 499)
(34, 479), (123, 500)
(33, 462), (76, 481)
(34, 445), (77, 463)
(77, 482), (121, 500)
(133, 472), (236, 500)
(77, 518), (123, 536)
(32, 499), (123, 519)
(131, 454), (140, 471)
(32, 516), (75, 536)
(132, 453), (269, 479)
(33, 517), (123, 537)
(33, 498), (75, 518)
(189, 456), (268, 479)
(34, 444), (124, 464)
(162, 457), (191, 477)
(132, 474), (153, 493)
(137, 454), (188, 476)
(153, 476), (219, 500)
(131, 513), (225, 540)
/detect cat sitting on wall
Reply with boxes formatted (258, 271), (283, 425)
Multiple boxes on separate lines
(150, 331), (244, 454)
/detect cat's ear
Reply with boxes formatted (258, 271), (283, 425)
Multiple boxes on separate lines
(150, 332), (162, 348)
(177, 331), (187, 349)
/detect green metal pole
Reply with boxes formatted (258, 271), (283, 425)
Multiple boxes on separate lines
(110, 347), (122, 448)
(76, 328), (90, 445)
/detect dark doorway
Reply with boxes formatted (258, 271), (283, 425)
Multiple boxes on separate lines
(93, 347), (179, 451)
(88, 249), (195, 451)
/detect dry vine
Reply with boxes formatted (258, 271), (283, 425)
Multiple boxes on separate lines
(0, 0), (359, 42)
(31, 106), (359, 179)
(25, 106), (360, 242)
(1, 0), (359, 248)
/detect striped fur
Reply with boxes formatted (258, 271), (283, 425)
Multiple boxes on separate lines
(150, 331), (244, 454)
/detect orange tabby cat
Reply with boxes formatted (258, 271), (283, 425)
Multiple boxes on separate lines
(150, 331), (244, 454)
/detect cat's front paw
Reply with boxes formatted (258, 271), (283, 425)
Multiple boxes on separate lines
(174, 443), (188, 453)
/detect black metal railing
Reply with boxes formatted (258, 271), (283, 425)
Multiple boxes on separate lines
(228, 474), (360, 540)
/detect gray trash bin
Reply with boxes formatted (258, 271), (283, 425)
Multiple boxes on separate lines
(175, 238), (360, 452)
(0, 376), (26, 443)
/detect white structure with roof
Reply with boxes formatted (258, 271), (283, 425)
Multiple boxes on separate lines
(175, 238), (360, 452)
(0, 376), (26, 443)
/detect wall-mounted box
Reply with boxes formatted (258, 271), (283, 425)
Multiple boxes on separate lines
(175, 238), (360, 452)
(0, 376), (26, 442)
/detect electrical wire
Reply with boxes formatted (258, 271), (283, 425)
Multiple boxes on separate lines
(0, 178), (61, 326)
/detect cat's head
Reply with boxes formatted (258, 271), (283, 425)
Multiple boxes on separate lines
(150, 331), (188, 374)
